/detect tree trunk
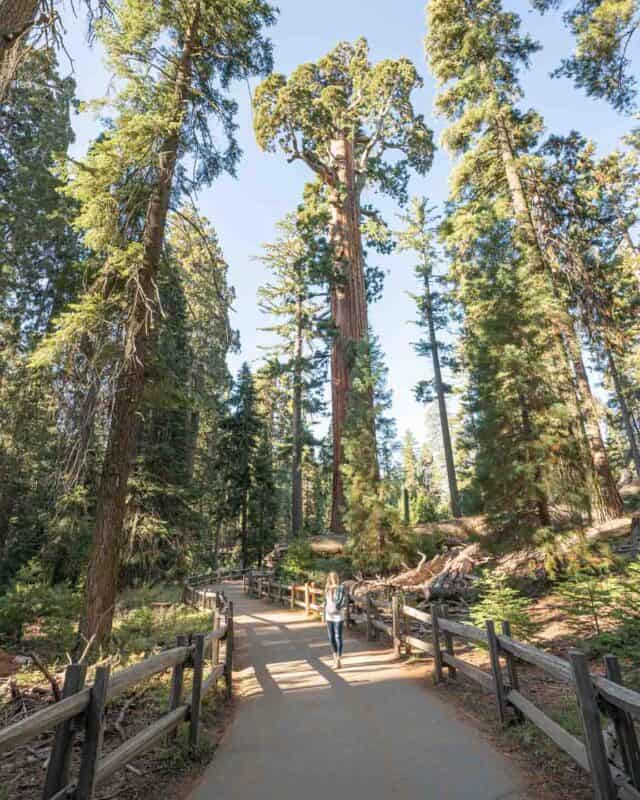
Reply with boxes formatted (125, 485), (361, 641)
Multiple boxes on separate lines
(258, 506), (264, 567)
(608, 348), (640, 478)
(495, 113), (623, 522)
(80, 10), (199, 647)
(240, 490), (248, 569)
(561, 318), (624, 521)
(0, 0), (40, 99)
(424, 273), (461, 517)
(213, 515), (221, 567)
(327, 137), (371, 534)
(290, 292), (304, 539)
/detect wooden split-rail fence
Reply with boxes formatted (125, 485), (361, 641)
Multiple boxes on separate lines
(0, 581), (234, 800)
(245, 571), (640, 800)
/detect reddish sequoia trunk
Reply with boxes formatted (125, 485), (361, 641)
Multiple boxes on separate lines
(328, 138), (370, 534)
(80, 12), (199, 647)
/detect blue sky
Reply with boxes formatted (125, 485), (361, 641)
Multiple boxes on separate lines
(61, 0), (635, 446)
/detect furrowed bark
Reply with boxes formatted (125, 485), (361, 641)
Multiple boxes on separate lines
(328, 137), (371, 534)
(80, 9), (200, 646)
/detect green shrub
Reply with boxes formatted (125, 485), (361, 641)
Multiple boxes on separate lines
(556, 570), (612, 637)
(469, 572), (538, 641)
(609, 561), (640, 631)
(278, 542), (314, 582)
(412, 493), (445, 524)
(117, 606), (155, 641)
(0, 561), (81, 647)
(278, 543), (352, 584)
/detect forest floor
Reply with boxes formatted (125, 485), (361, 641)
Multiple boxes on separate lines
(0, 576), (633, 800)
(2, 499), (639, 800)
(0, 585), (234, 800)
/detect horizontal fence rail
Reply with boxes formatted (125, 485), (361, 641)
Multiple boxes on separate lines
(245, 570), (640, 800)
(0, 582), (234, 800)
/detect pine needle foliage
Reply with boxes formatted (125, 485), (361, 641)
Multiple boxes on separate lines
(470, 572), (539, 641)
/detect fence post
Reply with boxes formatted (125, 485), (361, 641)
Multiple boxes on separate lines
(392, 593), (401, 658)
(290, 584), (295, 609)
(441, 605), (456, 679)
(401, 593), (411, 655)
(225, 601), (234, 700)
(366, 594), (374, 641)
(430, 605), (444, 684)
(212, 608), (221, 667)
(501, 621), (523, 722)
(42, 664), (87, 799)
(304, 583), (310, 616)
(630, 513), (640, 559)
(189, 634), (206, 754)
(75, 665), (110, 800)
(604, 654), (640, 788)
(486, 620), (508, 727)
(569, 650), (616, 800)
(167, 634), (187, 744)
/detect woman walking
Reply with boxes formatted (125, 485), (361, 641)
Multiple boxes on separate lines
(324, 571), (347, 668)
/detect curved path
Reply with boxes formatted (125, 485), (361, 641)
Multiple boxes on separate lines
(189, 583), (525, 800)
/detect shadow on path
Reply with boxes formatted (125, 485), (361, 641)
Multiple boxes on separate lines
(188, 584), (525, 800)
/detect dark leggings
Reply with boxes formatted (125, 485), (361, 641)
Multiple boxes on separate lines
(326, 621), (344, 657)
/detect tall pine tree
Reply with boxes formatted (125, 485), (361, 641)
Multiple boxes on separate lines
(426, 0), (623, 524)
(398, 197), (461, 517)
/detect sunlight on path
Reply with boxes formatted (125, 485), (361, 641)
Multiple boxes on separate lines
(188, 584), (526, 800)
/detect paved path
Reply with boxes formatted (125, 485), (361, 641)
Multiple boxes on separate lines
(189, 584), (525, 800)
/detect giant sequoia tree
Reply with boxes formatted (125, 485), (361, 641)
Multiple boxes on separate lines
(36, 0), (275, 646)
(254, 38), (434, 532)
(426, 0), (623, 523)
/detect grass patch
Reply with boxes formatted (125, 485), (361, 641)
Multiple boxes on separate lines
(6, 583), (215, 693)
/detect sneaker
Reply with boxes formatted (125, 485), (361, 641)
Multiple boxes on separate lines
(336, 657), (342, 669)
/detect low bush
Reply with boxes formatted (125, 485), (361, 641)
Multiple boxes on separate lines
(0, 561), (81, 649)
(556, 570), (612, 638)
(469, 572), (539, 641)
